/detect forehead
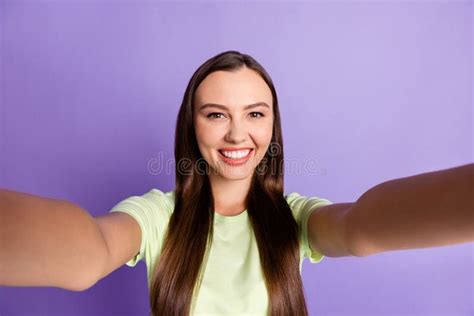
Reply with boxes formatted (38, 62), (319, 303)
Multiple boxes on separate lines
(194, 67), (273, 109)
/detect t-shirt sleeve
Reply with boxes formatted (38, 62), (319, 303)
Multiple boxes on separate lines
(108, 188), (171, 267)
(286, 192), (333, 264)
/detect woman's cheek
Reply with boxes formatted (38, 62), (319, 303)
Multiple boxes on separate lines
(254, 124), (273, 144)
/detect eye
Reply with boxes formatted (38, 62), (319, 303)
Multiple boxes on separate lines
(207, 112), (225, 119)
(249, 112), (264, 118)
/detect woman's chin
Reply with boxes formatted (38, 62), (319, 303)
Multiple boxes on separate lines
(211, 163), (255, 180)
(222, 172), (253, 181)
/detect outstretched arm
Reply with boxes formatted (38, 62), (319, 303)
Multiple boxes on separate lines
(346, 163), (473, 257)
(0, 189), (108, 291)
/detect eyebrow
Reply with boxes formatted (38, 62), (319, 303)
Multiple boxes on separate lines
(198, 102), (270, 112)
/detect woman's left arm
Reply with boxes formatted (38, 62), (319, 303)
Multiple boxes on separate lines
(346, 163), (474, 257)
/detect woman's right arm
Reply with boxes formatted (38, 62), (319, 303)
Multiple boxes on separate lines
(0, 189), (109, 291)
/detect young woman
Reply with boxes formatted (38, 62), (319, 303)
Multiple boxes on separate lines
(0, 50), (472, 316)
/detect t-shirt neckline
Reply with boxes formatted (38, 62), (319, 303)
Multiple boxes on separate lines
(212, 208), (249, 223)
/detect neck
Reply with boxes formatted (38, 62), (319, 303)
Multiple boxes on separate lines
(209, 174), (253, 216)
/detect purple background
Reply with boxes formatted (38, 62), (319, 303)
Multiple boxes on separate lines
(0, 1), (472, 315)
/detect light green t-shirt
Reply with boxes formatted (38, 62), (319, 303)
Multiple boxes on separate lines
(109, 188), (332, 315)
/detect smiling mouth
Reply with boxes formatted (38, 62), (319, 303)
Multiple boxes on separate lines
(218, 149), (254, 159)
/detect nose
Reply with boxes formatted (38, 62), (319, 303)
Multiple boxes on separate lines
(225, 117), (248, 144)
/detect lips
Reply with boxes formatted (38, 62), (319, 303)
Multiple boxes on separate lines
(218, 148), (254, 166)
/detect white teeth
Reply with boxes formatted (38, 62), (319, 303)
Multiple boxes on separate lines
(221, 149), (251, 159)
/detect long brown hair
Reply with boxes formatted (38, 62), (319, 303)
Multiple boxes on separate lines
(150, 50), (309, 316)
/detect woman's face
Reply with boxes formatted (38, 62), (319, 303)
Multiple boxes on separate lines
(193, 67), (274, 181)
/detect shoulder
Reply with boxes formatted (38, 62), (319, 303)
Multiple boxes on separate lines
(144, 188), (175, 213)
(284, 191), (333, 208)
(284, 191), (333, 223)
(110, 188), (175, 217)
